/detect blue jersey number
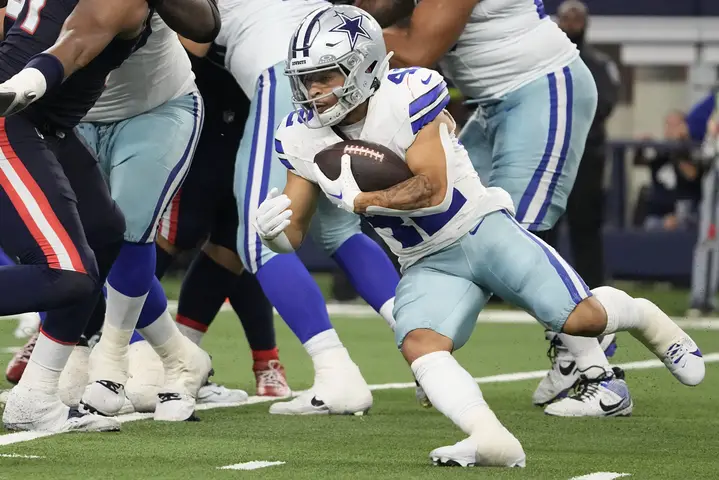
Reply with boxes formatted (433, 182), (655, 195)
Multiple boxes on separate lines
(365, 190), (467, 249)
(387, 67), (420, 85)
(285, 108), (314, 127)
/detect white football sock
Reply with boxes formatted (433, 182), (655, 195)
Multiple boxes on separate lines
(138, 310), (181, 353)
(411, 351), (502, 436)
(105, 282), (149, 331)
(177, 322), (204, 345)
(557, 334), (611, 379)
(593, 286), (683, 354)
(379, 298), (397, 331)
(19, 333), (74, 395)
(303, 329), (343, 358)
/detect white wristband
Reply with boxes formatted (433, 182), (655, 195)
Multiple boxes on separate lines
(261, 231), (295, 254)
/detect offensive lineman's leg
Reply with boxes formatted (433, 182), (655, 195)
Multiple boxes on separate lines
(76, 93), (210, 419)
(234, 64), (370, 415)
(394, 240), (525, 468)
(1, 116), (121, 432)
(461, 59), (620, 408)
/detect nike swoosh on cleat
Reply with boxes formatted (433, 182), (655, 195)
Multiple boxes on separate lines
(421, 74), (432, 85)
(599, 398), (625, 412)
(559, 362), (576, 376)
(329, 192), (343, 200)
(310, 396), (328, 409)
(158, 392), (181, 403)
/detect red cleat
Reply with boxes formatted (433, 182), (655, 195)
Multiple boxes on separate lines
(5, 332), (38, 384)
(254, 359), (291, 397)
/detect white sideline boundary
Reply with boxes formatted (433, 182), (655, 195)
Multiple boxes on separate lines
(1, 353), (718, 447)
(3, 302), (719, 330)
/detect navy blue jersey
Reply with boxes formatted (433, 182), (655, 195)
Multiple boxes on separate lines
(1, 0), (150, 130)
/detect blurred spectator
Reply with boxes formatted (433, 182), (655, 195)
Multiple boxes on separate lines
(543, 0), (621, 289)
(633, 111), (703, 231)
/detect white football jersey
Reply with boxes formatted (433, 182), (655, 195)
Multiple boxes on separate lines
(215, 0), (329, 96)
(84, 15), (196, 123)
(437, 0), (578, 101)
(275, 68), (515, 270)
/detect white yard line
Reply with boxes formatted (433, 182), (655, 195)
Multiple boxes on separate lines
(217, 461), (285, 471)
(0, 453), (44, 459)
(1, 353), (718, 447)
(569, 473), (631, 480)
(4, 302), (719, 330)
(0, 347), (19, 354)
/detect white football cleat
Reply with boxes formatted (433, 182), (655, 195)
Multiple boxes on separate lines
(125, 340), (164, 413)
(269, 349), (372, 416)
(532, 332), (618, 406)
(662, 337), (704, 386)
(154, 338), (212, 422)
(58, 343), (90, 408)
(80, 327), (131, 416)
(3, 384), (120, 433)
(544, 368), (633, 417)
(430, 432), (526, 468)
(197, 382), (248, 405)
(13, 312), (40, 339)
(633, 299), (705, 386)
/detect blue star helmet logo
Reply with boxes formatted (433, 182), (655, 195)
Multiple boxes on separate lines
(329, 11), (371, 50)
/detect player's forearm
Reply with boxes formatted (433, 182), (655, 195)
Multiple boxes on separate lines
(384, 27), (435, 68)
(152, 0), (220, 43)
(46, 27), (116, 78)
(284, 223), (307, 251)
(354, 174), (438, 213)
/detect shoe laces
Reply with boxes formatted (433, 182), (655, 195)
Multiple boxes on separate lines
(257, 360), (287, 388)
(666, 341), (690, 365)
(17, 333), (38, 362)
(546, 336), (570, 367)
(568, 369), (615, 401)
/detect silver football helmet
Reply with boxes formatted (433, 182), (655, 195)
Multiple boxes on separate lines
(285, 5), (393, 128)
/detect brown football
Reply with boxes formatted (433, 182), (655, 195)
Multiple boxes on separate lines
(314, 140), (413, 192)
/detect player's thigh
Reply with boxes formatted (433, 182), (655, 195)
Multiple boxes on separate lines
(0, 116), (97, 277)
(488, 58), (597, 231)
(309, 195), (362, 256)
(103, 92), (204, 243)
(393, 244), (489, 351)
(57, 130), (126, 251)
(235, 63), (294, 273)
(457, 107), (494, 183)
(469, 210), (591, 332)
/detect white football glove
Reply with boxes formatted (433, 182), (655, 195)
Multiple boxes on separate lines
(253, 188), (295, 253)
(0, 68), (47, 117)
(312, 154), (361, 213)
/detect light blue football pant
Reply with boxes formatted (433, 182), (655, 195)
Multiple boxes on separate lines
(76, 92), (204, 243)
(393, 210), (591, 349)
(234, 62), (361, 273)
(459, 58), (598, 232)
